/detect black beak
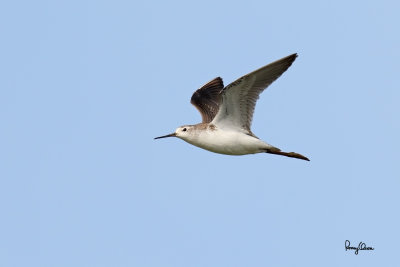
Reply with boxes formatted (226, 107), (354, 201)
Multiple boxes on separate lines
(154, 133), (176, 139)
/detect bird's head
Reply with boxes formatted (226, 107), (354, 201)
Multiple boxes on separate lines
(154, 125), (193, 141)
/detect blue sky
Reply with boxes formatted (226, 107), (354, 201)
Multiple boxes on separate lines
(1, 0), (399, 266)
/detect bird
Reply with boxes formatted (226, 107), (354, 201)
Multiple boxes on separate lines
(154, 53), (309, 161)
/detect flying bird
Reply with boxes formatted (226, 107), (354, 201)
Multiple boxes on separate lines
(155, 54), (309, 161)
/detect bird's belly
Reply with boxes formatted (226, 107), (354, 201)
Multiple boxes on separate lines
(185, 130), (269, 155)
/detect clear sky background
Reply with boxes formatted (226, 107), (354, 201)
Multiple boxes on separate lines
(1, 0), (399, 266)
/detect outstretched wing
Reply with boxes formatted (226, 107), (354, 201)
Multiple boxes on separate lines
(190, 77), (224, 123)
(211, 54), (297, 133)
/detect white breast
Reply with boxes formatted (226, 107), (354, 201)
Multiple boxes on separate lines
(181, 128), (272, 155)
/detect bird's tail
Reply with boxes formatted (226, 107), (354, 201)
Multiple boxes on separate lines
(265, 147), (310, 161)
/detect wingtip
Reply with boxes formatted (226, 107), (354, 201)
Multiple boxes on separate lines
(272, 53), (298, 67)
(288, 53), (298, 61)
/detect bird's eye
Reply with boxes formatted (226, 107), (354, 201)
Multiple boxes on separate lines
(182, 128), (187, 132)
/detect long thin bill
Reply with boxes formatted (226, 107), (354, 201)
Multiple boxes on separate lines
(154, 133), (176, 139)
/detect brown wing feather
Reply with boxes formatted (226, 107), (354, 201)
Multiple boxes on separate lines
(190, 77), (224, 123)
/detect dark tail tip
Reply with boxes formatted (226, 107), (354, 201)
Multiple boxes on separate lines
(266, 148), (310, 161)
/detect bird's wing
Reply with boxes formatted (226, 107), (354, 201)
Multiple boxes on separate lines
(211, 54), (297, 133)
(190, 77), (224, 123)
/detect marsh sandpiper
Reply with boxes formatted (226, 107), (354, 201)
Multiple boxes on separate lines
(155, 54), (309, 161)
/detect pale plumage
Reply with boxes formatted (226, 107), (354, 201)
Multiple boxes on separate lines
(155, 54), (309, 161)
